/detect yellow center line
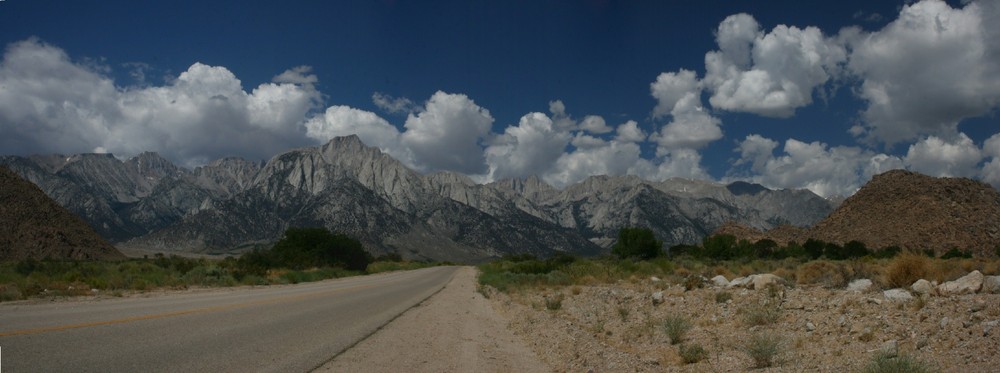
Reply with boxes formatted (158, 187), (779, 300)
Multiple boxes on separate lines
(0, 281), (381, 337)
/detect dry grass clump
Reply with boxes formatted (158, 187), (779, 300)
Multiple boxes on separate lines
(796, 260), (849, 288)
(742, 302), (782, 326)
(678, 343), (708, 364)
(884, 253), (929, 288)
(662, 315), (692, 344)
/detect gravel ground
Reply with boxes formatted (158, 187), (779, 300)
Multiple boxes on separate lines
(488, 278), (1000, 372)
(318, 267), (550, 373)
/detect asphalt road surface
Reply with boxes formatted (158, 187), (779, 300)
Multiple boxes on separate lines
(0, 266), (459, 372)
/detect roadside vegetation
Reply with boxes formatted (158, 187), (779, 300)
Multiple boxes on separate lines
(0, 227), (440, 302)
(478, 228), (1000, 294)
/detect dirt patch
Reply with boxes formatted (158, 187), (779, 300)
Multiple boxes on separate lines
(317, 267), (549, 372)
(488, 279), (1000, 372)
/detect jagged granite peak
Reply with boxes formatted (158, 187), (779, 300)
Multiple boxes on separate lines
(0, 165), (125, 260)
(488, 175), (559, 203)
(726, 181), (770, 196)
(193, 156), (264, 195)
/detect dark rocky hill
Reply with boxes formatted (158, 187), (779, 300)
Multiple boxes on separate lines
(714, 170), (1000, 256)
(0, 166), (124, 261)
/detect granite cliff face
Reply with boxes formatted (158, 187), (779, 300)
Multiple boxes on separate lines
(0, 166), (124, 260)
(2, 136), (834, 262)
(714, 170), (1000, 256)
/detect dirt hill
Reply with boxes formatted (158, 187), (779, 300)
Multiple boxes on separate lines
(0, 166), (124, 261)
(714, 170), (1000, 256)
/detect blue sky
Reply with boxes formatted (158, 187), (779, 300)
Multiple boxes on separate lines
(1, 0), (998, 197)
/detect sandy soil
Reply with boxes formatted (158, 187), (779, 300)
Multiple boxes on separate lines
(488, 278), (1000, 372)
(317, 267), (549, 373)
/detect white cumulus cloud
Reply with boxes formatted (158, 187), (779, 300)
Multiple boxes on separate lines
(702, 14), (846, 117)
(401, 91), (494, 174)
(847, 0), (1000, 145)
(904, 133), (983, 178)
(484, 112), (571, 180)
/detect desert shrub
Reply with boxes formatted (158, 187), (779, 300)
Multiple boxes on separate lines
(743, 332), (783, 368)
(873, 246), (902, 259)
(742, 303), (781, 326)
(885, 253), (929, 288)
(678, 343), (708, 364)
(701, 234), (738, 260)
(662, 316), (692, 344)
(796, 260), (848, 288)
(843, 241), (871, 259)
(715, 291), (732, 303)
(544, 294), (563, 311)
(803, 239), (826, 260)
(612, 227), (663, 260)
(270, 228), (372, 271)
(752, 239), (779, 258)
(861, 352), (936, 373)
(939, 248), (972, 259)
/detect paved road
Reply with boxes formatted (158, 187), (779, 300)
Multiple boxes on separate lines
(0, 266), (459, 372)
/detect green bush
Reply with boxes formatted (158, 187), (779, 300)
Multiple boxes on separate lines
(861, 352), (935, 373)
(742, 303), (781, 326)
(269, 227), (372, 271)
(662, 315), (692, 344)
(744, 332), (783, 368)
(612, 227), (663, 260)
(678, 343), (708, 364)
(715, 291), (732, 303)
(940, 248), (972, 259)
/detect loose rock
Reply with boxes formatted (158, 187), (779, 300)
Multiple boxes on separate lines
(847, 279), (873, 293)
(938, 271), (984, 296)
(711, 275), (729, 287)
(982, 276), (1000, 294)
(883, 288), (913, 302)
(651, 291), (664, 306)
(750, 274), (785, 290)
(912, 279), (934, 295)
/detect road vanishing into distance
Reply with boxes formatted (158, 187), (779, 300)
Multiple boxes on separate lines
(0, 266), (459, 372)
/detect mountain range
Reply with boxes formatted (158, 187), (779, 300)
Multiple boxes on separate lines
(1, 136), (834, 262)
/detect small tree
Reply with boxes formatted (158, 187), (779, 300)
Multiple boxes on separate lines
(612, 227), (662, 260)
(270, 227), (372, 271)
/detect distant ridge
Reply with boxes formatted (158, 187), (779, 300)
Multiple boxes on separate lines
(0, 166), (124, 261)
(1, 136), (834, 262)
(714, 170), (1000, 256)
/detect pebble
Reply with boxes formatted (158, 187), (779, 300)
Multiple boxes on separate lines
(806, 321), (816, 332)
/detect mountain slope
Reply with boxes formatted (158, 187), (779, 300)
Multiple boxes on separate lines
(715, 170), (1000, 256)
(0, 166), (124, 260)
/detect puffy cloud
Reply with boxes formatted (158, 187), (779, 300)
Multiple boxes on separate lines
(544, 140), (643, 187)
(648, 70), (723, 152)
(579, 115), (613, 134)
(702, 14), (846, 117)
(0, 39), (321, 166)
(548, 99), (576, 131)
(614, 120), (646, 143)
(484, 112), (570, 180)
(401, 91), (493, 174)
(652, 93), (722, 150)
(635, 148), (711, 181)
(304, 105), (410, 162)
(372, 92), (417, 114)
(848, 0), (1000, 145)
(650, 69), (700, 119)
(734, 134), (779, 171)
(570, 133), (607, 149)
(732, 135), (904, 197)
(904, 133), (983, 177)
(981, 134), (1000, 187)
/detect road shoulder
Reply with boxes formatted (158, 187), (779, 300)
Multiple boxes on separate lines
(316, 266), (550, 373)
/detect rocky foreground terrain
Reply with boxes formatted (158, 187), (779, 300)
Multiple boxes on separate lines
(487, 269), (1000, 372)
